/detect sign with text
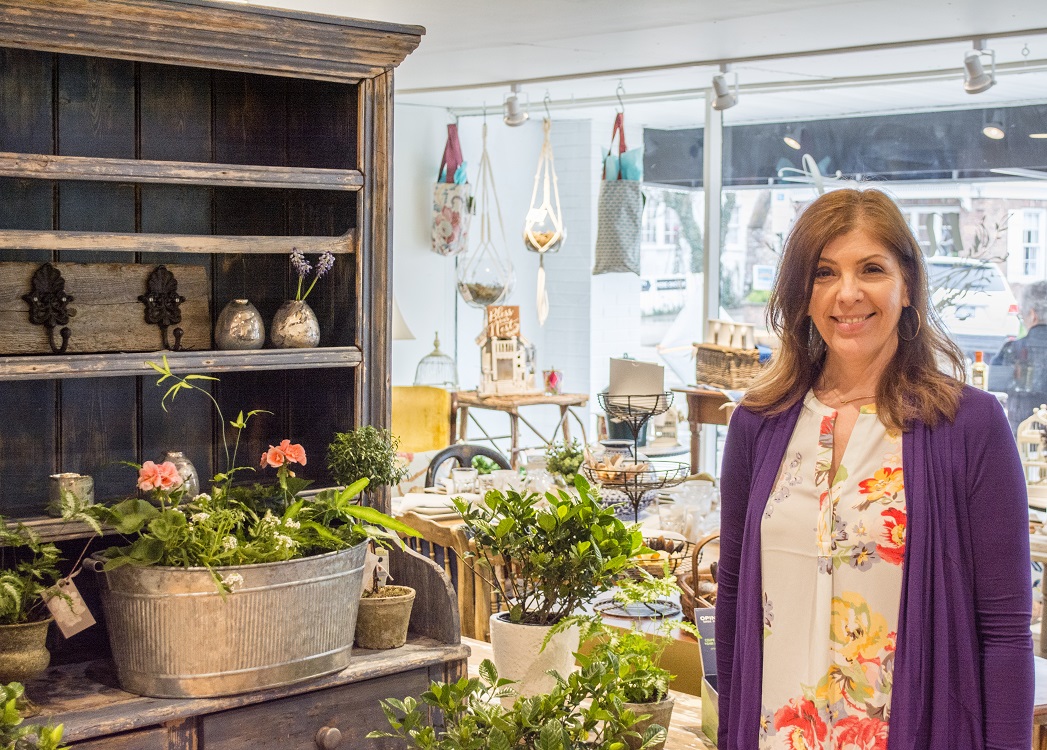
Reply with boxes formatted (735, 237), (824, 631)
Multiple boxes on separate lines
(486, 305), (520, 338)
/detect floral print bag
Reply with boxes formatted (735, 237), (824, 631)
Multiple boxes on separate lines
(431, 123), (473, 257)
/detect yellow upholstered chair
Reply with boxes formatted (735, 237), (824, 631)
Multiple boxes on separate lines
(392, 385), (452, 452)
(391, 386), (453, 497)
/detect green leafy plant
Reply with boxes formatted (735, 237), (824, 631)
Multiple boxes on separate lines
(453, 476), (645, 626)
(367, 657), (666, 750)
(1, 682), (66, 750)
(545, 440), (584, 485)
(71, 362), (417, 588)
(0, 518), (63, 626)
(327, 426), (409, 489)
(586, 631), (672, 705)
(471, 455), (498, 475)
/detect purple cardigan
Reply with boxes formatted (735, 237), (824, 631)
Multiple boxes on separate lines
(716, 386), (1033, 750)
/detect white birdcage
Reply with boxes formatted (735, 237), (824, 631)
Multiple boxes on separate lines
(1017, 404), (1047, 511)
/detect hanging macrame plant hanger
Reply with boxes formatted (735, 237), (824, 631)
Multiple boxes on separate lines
(523, 111), (565, 326)
(457, 121), (515, 309)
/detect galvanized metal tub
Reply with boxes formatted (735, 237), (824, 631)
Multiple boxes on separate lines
(91, 542), (367, 698)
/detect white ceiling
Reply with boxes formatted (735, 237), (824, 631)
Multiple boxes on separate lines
(236, 0), (1047, 128)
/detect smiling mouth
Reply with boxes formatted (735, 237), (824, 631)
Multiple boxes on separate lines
(832, 314), (873, 324)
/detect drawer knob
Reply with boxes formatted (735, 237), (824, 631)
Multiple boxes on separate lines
(315, 726), (342, 749)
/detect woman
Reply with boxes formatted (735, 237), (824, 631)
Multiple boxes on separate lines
(716, 189), (1032, 750)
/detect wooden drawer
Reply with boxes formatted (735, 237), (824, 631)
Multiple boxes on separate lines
(201, 669), (432, 749)
(70, 725), (171, 750)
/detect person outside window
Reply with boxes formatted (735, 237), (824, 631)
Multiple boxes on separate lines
(716, 189), (1032, 750)
(993, 280), (1047, 433)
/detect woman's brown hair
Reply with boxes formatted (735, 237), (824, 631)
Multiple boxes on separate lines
(742, 188), (965, 430)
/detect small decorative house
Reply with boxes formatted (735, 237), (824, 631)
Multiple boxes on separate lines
(1017, 403), (1047, 511)
(476, 305), (539, 395)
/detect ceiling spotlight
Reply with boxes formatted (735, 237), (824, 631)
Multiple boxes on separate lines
(783, 128), (803, 150)
(983, 122), (1005, 139)
(711, 65), (738, 111)
(1030, 133), (1047, 139)
(963, 41), (996, 94)
(983, 109), (1006, 139)
(503, 83), (529, 127)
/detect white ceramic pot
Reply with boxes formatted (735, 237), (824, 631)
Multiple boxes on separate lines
(489, 612), (579, 700)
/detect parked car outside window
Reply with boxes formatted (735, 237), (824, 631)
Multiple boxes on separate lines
(925, 256), (1021, 365)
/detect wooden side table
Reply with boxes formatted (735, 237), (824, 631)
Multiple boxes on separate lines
(673, 386), (735, 475)
(451, 391), (589, 467)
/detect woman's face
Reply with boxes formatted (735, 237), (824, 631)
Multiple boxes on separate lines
(808, 228), (910, 374)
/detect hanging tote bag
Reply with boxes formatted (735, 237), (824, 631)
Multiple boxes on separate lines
(593, 112), (643, 276)
(523, 117), (565, 325)
(431, 123), (473, 257)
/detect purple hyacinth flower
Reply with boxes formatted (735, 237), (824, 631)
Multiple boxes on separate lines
(315, 251), (336, 278)
(290, 248), (312, 278)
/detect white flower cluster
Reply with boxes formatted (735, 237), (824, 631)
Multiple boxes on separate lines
(223, 535), (238, 550)
(221, 572), (245, 591)
(283, 518), (300, 530)
(274, 534), (296, 552)
(190, 512), (210, 523)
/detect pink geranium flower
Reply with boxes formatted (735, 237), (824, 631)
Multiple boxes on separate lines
(138, 460), (183, 492)
(261, 446), (286, 468)
(278, 439), (307, 465)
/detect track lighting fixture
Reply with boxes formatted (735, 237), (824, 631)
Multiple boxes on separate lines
(711, 64), (738, 111)
(982, 109), (1005, 139)
(963, 40), (996, 94)
(503, 83), (529, 127)
(783, 126), (805, 150)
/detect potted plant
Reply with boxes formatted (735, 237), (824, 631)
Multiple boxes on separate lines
(584, 631), (677, 750)
(367, 656), (666, 749)
(327, 426), (416, 651)
(1, 681), (67, 750)
(0, 518), (63, 685)
(327, 425), (410, 496)
(545, 439), (584, 486)
(452, 476), (645, 698)
(71, 359), (418, 698)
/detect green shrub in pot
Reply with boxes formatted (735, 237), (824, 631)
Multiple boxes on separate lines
(326, 426), (409, 491)
(0, 518), (62, 627)
(453, 475), (644, 626)
(367, 656), (666, 750)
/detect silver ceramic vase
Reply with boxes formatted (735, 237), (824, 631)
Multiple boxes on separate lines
(215, 299), (265, 350)
(271, 300), (320, 348)
(157, 451), (200, 498)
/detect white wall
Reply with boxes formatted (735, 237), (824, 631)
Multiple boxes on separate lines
(390, 103), (459, 386)
(392, 108), (608, 455)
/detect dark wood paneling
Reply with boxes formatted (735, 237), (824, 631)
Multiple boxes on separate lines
(140, 63), (212, 163)
(0, 380), (56, 515)
(213, 71), (287, 168)
(286, 78), (355, 170)
(56, 54), (135, 160)
(0, 48), (53, 155)
(59, 375), (138, 502)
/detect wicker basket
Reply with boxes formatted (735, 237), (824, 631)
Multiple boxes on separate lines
(695, 342), (763, 390)
(678, 533), (719, 623)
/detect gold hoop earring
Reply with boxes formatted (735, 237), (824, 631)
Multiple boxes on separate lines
(898, 307), (922, 342)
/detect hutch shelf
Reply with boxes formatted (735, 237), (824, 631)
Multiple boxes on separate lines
(1, 2), (464, 747)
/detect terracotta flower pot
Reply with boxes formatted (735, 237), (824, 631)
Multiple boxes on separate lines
(0, 618), (52, 684)
(623, 695), (675, 750)
(355, 585), (416, 650)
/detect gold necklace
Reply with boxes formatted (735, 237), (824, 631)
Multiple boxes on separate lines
(838, 393), (876, 405)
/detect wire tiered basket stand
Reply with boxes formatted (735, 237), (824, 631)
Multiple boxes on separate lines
(584, 392), (689, 522)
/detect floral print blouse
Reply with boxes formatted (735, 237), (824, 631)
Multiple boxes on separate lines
(759, 392), (906, 750)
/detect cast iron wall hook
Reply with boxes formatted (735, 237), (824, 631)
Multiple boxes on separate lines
(22, 262), (74, 354)
(139, 265), (186, 351)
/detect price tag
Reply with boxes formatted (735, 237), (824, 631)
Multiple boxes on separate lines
(362, 548), (391, 592)
(43, 575), (96, 638)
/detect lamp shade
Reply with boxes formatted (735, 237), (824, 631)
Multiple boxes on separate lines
(963, 50), (995, 94)
(392, 297), (414, 340)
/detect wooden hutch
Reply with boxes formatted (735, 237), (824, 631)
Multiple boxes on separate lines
(0, 1), (466, 747)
